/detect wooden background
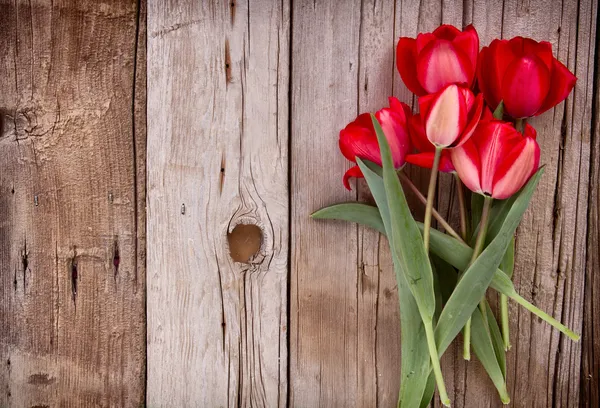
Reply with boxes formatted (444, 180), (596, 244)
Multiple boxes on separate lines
(1, 0), (598, 407)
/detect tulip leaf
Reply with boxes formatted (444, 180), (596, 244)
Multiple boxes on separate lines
(312, 198), (580, 343)
(434, 168), (544, 355)
(486, 302), (507, 378)
(493, 101), (505, 120)
(471, 306), (510, 403)
(369, 114), (436, 320)
(311, 203), (386, 235)
(356, 158), (431, 407)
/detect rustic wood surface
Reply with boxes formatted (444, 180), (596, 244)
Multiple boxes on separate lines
(0, 0), (146, 407)
(1, 0), (598, 407)
(147, 0), (289, 406)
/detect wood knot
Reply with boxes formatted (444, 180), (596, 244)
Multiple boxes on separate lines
(227, 224), (263, 263)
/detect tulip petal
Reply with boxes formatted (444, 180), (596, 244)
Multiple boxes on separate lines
(416, 32), (437, 53)
(376, 109), (410, 168)
(339, 114), (380, 163)
(451, 141), (483, 194)
(388, 96), (410, 123)
(423, 84), (465, 147)
(408, 114), (433, 153)
(501, 55), (551, 118)
(477, 122), (522, 195)
(406, 151), (455, 172)
(432, 24), (461, 41)
(452, 24), (479, 72)
(417, 40), (472, 94)
(510, 37), (553, 71)
(397, 37), (428, 96)
(343, 165), (364, 190)
(454, 93), (484, 147)
(477, 46), (502, 110)
(492, 137), (540, 199)
(536, 58), (577, 115)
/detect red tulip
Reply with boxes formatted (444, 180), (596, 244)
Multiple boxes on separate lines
(419, 84), (484, 148)
(396, 24), (479, 96)
(451, 121), (540, 199)
(477, 37), (577, 118)
(405, 112), (455, 172)
(339, 97), (411, 190)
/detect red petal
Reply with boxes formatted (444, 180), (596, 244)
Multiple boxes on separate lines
(406, 152), (454, 172)
(417, 40), (472, 93)
(501, 55), (551, 118)
(432, 25), (461, 41)
(454, 92), (484, 147)
(343, 166), (364, 190)
(388, 96), (409, 124)
(477, 46), (502, 110)
(339, 115), (380, 163)
(491, 136), (540, 199)
(476, 121), (522, 195)
(423, 84), (465, 147)
(452, 25), (479, 74)
(451, 140), (482, 195)
(536, 58), (577, 115)
(396, 37), (428, 96)
(375, 108), (410, 168)
(509, 37), (553, 71)
(416, 33), (436, 53)
(408, 114), (433, 153)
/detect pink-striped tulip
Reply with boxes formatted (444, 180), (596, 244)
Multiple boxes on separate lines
(451, 121), (540, 199)
(396, 24), (479, 96)
(477, 37), (577, 118)
(419, 84), (484, 148)
(340, 97), (411, 190)
(405, 112), (455, 172)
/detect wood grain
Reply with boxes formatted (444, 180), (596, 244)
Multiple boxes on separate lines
(291, 1), (597, 407)
(146, 0), (289, 406)
(0, 0), (146, 406)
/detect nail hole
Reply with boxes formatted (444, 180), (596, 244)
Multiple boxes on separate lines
(227, 224), (262, 263)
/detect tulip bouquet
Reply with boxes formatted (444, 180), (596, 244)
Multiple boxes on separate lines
(312, 25), (580, 407)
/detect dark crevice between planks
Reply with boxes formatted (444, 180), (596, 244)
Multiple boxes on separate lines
(286, 1), (294, 407)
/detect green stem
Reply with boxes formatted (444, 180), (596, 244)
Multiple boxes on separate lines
(424, 319), (451, 407)
(501, 294), (511, 350)
(398, 171), (464, 244)
(454, 173), (471, 360)
(454, 174), (468, 241)
(423, 147), (443, 252)
(511, 293), (580, 341)
(463, 196), (494, 359)
(515, 118), (526, 134)
(463, 320), (471, 360)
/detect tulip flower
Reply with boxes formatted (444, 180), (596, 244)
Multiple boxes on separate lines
(405, 112), (455, 172)
(477, 37), (577, 118)
(396, 24), (479, 96)
(451, 120), (540, 199)
(339, 97), (411, 190)
(419, 84), (484, 148)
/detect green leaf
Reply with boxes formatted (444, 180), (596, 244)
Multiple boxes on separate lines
(368, 115), (436, 320)
(434, 168), (544, 356)
(356, 158), (431, 407)
(493, 101), (505, 120)
(500, 237), (515, 279)
(471, 191), (484, 232)
(486, 302), (507, 378)
(312, 203), (386, 235)
(470, 307), (510, 403)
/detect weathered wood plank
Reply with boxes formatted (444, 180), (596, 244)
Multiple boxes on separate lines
(0, 0), (146, 406)
(292, 0), (596, 407)
(146, 1), (289, 406)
